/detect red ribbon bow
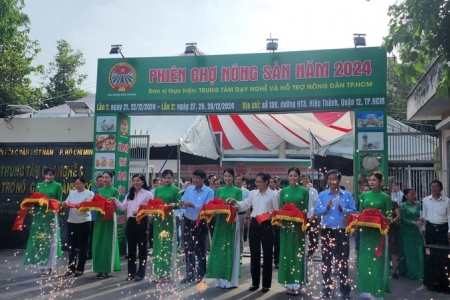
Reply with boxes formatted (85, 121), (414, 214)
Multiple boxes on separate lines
(196, 198), (237, 226)
(136, 198), (173, 223)
(271, 204), (308, 233)
(12, 193), (60, 231)
(346, 209), (389, 258)
(77, 194), (115, 221)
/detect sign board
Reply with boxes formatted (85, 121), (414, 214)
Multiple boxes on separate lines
(95, 47), (386, 114)
(0, 143), (92, 248)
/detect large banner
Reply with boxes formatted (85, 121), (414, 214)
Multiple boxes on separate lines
(0, 143), (93, 249)
(95, 47), (386, 114)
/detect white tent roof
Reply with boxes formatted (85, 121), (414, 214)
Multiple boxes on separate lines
(17, 94), (221, 160)
(314, 117), (437, 161)
(209, 112), (353, 150)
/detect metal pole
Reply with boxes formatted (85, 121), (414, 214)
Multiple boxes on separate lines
(177, 145), (181, 189)
(408, 165), (412, 189)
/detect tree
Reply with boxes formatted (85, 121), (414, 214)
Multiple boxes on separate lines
(0, 0), (45, 109)
(383, 0), (450, 95)
(44, 39), (89, 108)
(386, 57), (414, 122)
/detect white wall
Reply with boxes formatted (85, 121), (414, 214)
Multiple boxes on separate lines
(441, 130), (450, 195)
(0, 117), (94, 143)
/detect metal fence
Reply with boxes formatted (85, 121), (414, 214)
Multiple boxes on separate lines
(388, 166), (439, 200)
(387, 132), (440, 163)
(129, 135), (150, 187)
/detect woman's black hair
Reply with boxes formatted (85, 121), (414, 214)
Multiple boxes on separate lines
(368, 171), (383, 185)
(161, 169), (174, 178)
(213, 178), (223, 186)
(128, 174), (150, 200)
(223, 168), (235, 177)
(402, 188), (415, 202)
(74, 176), (86, 184)
(256, 172), (270, 185)
(287, 167), (301, 176)
(44, 167), (56, 176)
(102, 171), (115, 178)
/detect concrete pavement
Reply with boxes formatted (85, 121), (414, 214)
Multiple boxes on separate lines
(0, 241), (448, 300)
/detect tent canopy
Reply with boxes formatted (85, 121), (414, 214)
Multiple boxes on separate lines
(209, 112), (352, 151)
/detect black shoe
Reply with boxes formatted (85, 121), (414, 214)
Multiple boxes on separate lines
(126, 275), (135, 281)
(64, 269), (74, 276)
(180, 277), (195, 284)
(262, 287), (270, 293)
(197, 275), (204, 283)
(342, 293), (350, 300)
(392, 273), (399, 279)
(248, 286), (259, 291)
(321, 287), (331, 298)
(135, 276), (144, 281)
(74, 271), (83, 277)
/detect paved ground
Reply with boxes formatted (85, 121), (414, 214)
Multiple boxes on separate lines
(0, 240), (448, 300)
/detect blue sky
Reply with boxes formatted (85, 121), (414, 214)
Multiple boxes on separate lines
(24, 0), (395, 93)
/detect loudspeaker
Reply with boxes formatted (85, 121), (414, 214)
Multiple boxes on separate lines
(423, 244), (450, 293)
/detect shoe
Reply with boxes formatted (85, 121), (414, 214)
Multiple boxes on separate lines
(197, 276), (204, 283)
(94, 273), (108, 279)
(74, 271), (83, 277)
(342, 293), (350, 300)
(126, 275), (136, 281)
(135, 276), (144, 281)
(286, 289), (300, 296)
(262, 287), (270, 293)
(274, 263), (279, 269)
(321, 287), (331, 298)
(180, 277), (195, 284)
(392, 273), (399, 279)
(64, 269), (74, 276)
(248, 285), (259, 291)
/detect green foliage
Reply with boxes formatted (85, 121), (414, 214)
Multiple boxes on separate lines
(383, 0), (450, 96)
(0, 0), (44, 107)
(386, 57), (414, 121)
(44, 40), (89, 108)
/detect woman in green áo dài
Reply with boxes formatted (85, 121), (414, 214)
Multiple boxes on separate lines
(92, 171), (121, 279)
(399, 188), (424, 279)
(358, 172), (392, 300)
(24, 167), (62, 276)
(152, 169), (181, 283)
(278, 167), (309, 296)
(207, 168), (242, 289)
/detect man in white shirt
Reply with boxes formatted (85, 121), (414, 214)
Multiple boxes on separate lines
(302, 174), (319, 257)
(234, 175), (250, 253)
(391, 182), (404, 204)
(420, 180), (450, 245)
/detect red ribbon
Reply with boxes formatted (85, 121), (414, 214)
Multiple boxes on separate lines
(12, 193), (60, 231)
(271, 204), (308, 233)
(77, 194), (115, 221)
(196, 198), (237, 226)
(136, 198), (173, 224)
(346, 209), (389, 258)
(255, 213), (272, 225)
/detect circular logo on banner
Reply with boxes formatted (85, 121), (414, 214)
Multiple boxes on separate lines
(109, 63), (137, 92)
(120, 119), (129, 136)
(235, 163), (248, 176)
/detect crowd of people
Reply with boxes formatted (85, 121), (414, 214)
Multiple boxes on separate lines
(22, 166), (450, 300)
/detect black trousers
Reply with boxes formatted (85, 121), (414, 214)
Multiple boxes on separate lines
(273, 225), (280, 264)
(184, 218), (207, 279)
(126, 216), (148, 277)
(249, 218), (273, 288)
(425, 222), (448, 245)
(307, 217), (319, 256)
(67, 221), (90, 272)
(320, 228), (351, 294)
(87, 220), (94, 257)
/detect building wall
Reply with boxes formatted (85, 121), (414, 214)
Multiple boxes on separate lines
(441, 130), (450, 196)
(0, 117), (94, 143)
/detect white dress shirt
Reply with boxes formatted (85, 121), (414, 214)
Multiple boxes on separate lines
(65, 189), (94, 223)
(391, 191), (404, 205)
(237, 188), (279, 217)
(422, 194), (450, 232)
(307, 186), (319, 218)
(114, 189), (153, 218)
